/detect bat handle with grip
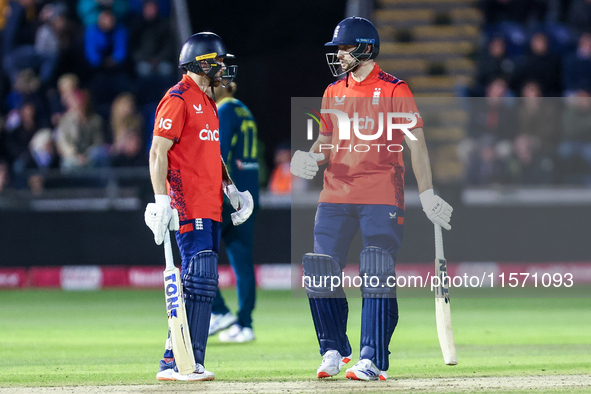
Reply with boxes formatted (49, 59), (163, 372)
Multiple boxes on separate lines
(164, 231), (175, 271)
(435, 223), (444, 261)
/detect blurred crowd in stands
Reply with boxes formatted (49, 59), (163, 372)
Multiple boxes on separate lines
(0, 0), (177, 193)
(460, 0), (591, 185)
(0, 0), (283, 197)
(3, 0), (591, 196)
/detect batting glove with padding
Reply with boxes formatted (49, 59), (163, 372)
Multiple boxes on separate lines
(230, 190), (254, 226)
(290, 150), (325, 179)
(145, 194), (179, 245)
(224, 184), (243, 211)
(420, 189), (453, 230)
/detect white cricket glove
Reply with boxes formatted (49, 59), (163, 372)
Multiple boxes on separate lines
(224, 184), (254, 226)
(290, 150), (325, 179)
(144, 194), (179, 245)
(419, 189), (453, 230)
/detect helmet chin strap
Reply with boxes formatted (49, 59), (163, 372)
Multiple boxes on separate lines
(344, 64), (357, 88)
(207, 74), (222, 102)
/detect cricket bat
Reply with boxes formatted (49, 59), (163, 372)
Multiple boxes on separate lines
(434, 224), (458, 365)
(163, 231), (196, 375)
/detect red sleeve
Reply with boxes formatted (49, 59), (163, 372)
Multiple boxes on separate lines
(153, 95), (187, 142)
(392, 82), (424, 129)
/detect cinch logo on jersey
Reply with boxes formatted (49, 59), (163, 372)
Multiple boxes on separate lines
(164, 273), (180, 318)
(158, 118), (172, 130)
(199, 124), (219, 141)
(305, 109), (419, 153)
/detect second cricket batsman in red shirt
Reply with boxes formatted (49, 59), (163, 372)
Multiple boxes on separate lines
(290, 17), (453, 381)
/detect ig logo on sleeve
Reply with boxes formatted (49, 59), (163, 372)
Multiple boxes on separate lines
(159, 118), (173, 130)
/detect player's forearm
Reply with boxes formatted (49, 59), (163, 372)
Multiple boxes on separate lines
(221, 156), (233, 186)
(406, 128), (434, 193)
(310, 134), (332, 165)
(310, 140), (323, 154)
(149, 140), (170, 195)
(411, 151), (433, 193)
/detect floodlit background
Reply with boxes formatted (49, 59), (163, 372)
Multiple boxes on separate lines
(1, 0), (591, 284)
(0, 0), (590, 389)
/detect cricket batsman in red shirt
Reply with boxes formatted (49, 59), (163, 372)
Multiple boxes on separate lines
(290, 17), (453, 381)
(144, 32), (253, 381)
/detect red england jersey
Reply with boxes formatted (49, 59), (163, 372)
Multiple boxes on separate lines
(318, 64), (423, 208)
(153, 74), (223, 222)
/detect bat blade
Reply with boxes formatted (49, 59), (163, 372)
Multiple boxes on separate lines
(164, 266), (196, 375)
(435, 257), (458, 365)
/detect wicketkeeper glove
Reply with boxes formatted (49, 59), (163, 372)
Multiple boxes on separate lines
(419, 189), (453, 230)
(290, 150), (325, 179)
(144, 194), (179, 245)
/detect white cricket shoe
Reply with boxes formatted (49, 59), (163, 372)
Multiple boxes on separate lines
(317, 350), (352, 378)
(156, 359), (175, 381)
(218, 324), (255, 343)
(171, 364), (215, 381)
(209, 312), (237, 336)
(345, 359), (387, 381)
(156, 368), (175, 381)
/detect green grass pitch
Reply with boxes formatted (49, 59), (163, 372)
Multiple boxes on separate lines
(0, 288), (590, 387)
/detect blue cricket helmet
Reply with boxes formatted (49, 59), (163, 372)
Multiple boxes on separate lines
(324, 17), (380, 76)
(178, 32), (237, 85)
(325, 17), (380, 60)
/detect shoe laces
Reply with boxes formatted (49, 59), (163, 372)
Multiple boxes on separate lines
(321, 350), (341, 367)
(194, 363), (205, 373)
(355, 359), (374, 370)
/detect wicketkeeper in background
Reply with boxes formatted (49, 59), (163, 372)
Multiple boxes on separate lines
(290, 17), (453, 381)
(208, 81), (260, 342)
(144, 32), (253, 381)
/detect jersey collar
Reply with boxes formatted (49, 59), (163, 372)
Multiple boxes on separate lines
(181, 73), (198, 89)
(181, 74), (212, 97)
(348, 63), (381, 87)
(181, 74), (217, 107)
